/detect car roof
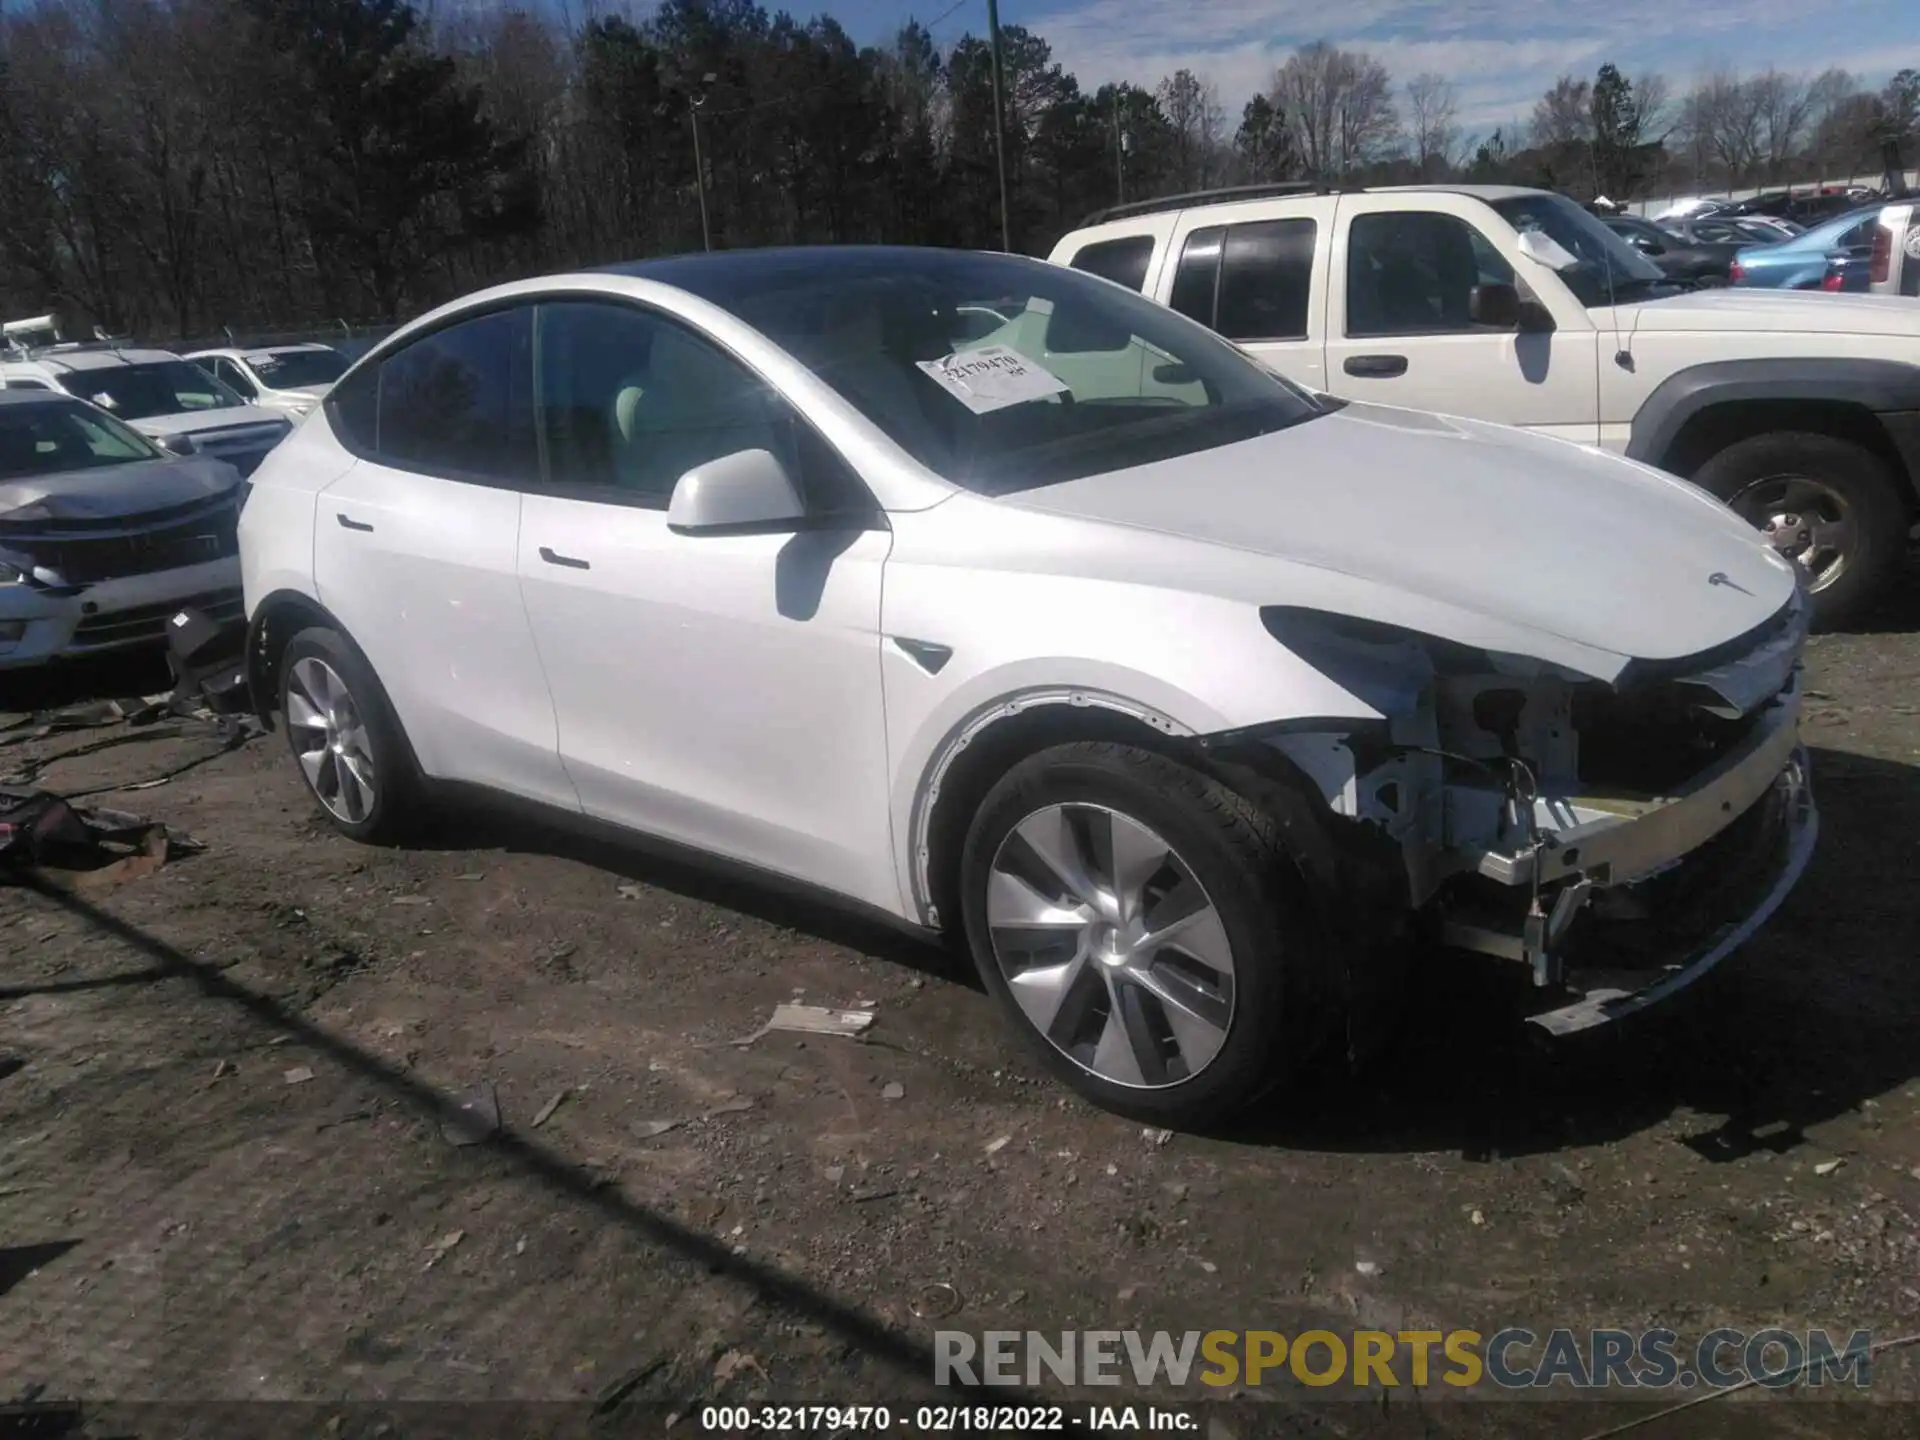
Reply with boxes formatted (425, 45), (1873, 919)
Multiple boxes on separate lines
(15, 347), (183, 372)
(190, 343), (335, 359)
(598, 243), (1049, 294)
(0, 386), (78, 408)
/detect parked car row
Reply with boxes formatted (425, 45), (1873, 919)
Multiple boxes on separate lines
(1053, 180), (1920, 624)
(0, 319), (348, 670)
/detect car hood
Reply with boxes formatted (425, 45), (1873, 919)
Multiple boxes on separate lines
(1000, 402), (1796, 679)
(264, 383), (333, 402)
(129, 405), (288, 437)
(0, 454), (240, 525)
(1615, 286), (1920, 333)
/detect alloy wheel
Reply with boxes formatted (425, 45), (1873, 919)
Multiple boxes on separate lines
(1726, 473), (1857, 592)
(984, 803), (1237, 1089)
(286, 656), (378, 825)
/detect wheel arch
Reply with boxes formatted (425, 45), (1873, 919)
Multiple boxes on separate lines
(1627, 358), (1920, 507)
(246, 587), (348, 730)
(906, 685), (1376, 934)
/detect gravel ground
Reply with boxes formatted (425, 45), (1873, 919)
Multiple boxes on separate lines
(2, 604), (1919, 1436)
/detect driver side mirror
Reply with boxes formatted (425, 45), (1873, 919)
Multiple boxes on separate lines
(667, 447), (806, 536)
(1469, 282), (1521, 328)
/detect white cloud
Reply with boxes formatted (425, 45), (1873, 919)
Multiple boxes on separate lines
(1025, 0), (1897, 129)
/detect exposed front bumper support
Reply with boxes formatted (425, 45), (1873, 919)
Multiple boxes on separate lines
(1526, 747), (1816, 1036)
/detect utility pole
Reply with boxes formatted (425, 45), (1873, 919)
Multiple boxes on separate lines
(690, 71), (717, 252)
(985, 0), (1011, 251)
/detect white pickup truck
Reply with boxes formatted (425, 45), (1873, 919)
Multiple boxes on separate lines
(1048, 183), (1920, 624)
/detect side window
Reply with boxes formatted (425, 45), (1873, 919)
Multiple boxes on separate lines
(534, 300), (870, 514)
(1067, 236), (1155, 293)
(219, 360), (258, 399)
(1346, 212), (1514, 338)
(1168, 227), (1224, 327)
(375, 308), (536, 482)
(1214, 219), (1315, 341)
(5, 378), (49, 391)
(328, 362), (378, 453)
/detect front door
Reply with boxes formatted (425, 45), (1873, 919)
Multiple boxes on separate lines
(513, 298), (899, 910)
(1323, 195), (1601, 443)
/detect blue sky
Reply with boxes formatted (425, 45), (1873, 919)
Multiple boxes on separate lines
(787, 0), (1920, 132)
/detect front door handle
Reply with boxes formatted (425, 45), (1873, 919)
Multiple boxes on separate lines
(1343, 354), (1409, 378)
(538, 546), (591, 570)
(336, 512), (374, 532)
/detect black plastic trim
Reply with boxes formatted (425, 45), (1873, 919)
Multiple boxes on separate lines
(1624, 357), (1920, 472)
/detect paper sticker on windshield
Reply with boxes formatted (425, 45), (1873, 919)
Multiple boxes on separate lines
(916, 344), (1069, 415)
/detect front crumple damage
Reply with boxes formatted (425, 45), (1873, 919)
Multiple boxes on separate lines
(1211, 591), (1817, 1033)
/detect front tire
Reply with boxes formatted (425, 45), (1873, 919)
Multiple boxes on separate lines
(1691, 430), (1907, 629)
(278, 625), (421, 844)
(957, 741), (1339, 1126)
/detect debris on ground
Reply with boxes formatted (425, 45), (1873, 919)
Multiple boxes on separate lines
(1, 787), (202, 889)
(616, 883), (645, 900)
(1141, 1127), (1174, 1146)
(1814, 1158), (1846, 1176)
(423, 1230), (466, 1270)
(711, 1349), (767, 1389)
(211, 1060), (235, 1080)
(704, 1097), (753, 1118)
(530, 1090), (569, 1129)
(983, 1135), (1011, 1156)
(719, 1002), (876, 1048)
(909, 1283), (962, 1320)
(440, 1082), (501, 1146)
(283, 1066), (315, 1085)
(1355, 1260), (1382, 1277)
(881, 1082), (905, 1101)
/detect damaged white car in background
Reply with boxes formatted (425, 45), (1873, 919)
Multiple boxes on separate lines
(240, 247), (1815, 1126)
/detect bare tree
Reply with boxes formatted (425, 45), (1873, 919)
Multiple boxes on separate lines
(1270, 41), (1398, 180)
(1156, 68), (1225, 189)
(1405, 71), (1458, 179)
(1686, 70), (1765, 186)
(1530, 75), (1593, 150)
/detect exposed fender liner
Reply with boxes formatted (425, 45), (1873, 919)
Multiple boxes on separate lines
(1626, 357), (1920, 480)
(1196, 715), (1391, 749)
(907, 686), (1194, 926)
(245, 587), (344, 730)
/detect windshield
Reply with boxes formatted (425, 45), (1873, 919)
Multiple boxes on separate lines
(1490, 193), (1669, 306)
(247, 349), (348, 389)
(0, 398), (162, 478)
(72, 360), (242, 420)
(676, 249), (1325, 494)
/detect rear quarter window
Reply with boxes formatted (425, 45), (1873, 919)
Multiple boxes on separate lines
(1066, 235), (1155, 293)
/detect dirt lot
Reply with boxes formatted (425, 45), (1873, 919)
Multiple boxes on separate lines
(4, 603), (1920, 1437)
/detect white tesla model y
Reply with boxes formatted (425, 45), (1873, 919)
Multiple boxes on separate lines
(239, 247), (1815, 1125)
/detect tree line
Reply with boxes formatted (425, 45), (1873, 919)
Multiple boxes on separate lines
(1, 0), (1915, 340)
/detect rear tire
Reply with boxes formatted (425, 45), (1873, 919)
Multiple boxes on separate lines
(1690, 430), (1907, 629)
(278, 625), (422, 844)
(957, 741), (1342, 1126)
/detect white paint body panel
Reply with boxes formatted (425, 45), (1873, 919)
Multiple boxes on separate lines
(515, 495), (899, 910)
(312, 464), (578, 811)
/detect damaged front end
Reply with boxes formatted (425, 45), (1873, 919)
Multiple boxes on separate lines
(1234, 591), (1817, 1035)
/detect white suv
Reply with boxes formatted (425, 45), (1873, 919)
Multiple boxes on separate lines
(1050, 183), (1920, 624)
(184, 344), (350, 418)
(1, 339), (291, 476)
(239, 247), (1813, 1123)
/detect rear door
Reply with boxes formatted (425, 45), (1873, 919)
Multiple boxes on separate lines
(1153, 197), (1338, 394)
(311, 304), (578, 810)
(1322, 193), (1600, 442)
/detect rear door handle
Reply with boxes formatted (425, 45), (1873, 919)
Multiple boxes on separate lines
(538, 546), (591, 570)
(1343, 354), (1409, 378)
(336, 512), (374, 532)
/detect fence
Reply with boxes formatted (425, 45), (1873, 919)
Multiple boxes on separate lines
(163, 319), (397, 362)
